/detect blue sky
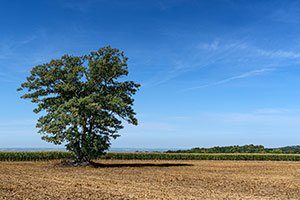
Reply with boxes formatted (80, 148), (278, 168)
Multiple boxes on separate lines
(2, 0), (300, 149)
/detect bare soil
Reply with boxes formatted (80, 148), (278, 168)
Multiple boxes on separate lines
(1, 160), (300, 199)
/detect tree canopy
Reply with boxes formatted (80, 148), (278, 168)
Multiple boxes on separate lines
(18, 46), (140, 165)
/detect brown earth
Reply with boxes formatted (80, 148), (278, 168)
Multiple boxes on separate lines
(1, 160), (300, 199)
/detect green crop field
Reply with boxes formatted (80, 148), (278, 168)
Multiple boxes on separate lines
(0, 151), (74, 161)
(102, 152), (300, 161)
(2, 151), (300, 161)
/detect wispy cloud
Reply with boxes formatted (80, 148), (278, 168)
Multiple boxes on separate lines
(20, 35), (37, 45)
(254, 108), (293, 114)
(199, 40), (249, 51)
(147, 39), (297, 88)
(185, 68), (275, 90)
(256, 49), (300, 59)
(157, 0), (186, 11)
(0, 43), (13, 60)
(143, 61), (192, 87)
(0, 72), (19, 83)
(124, 121), (177, 132)
(0, 29), (66, 75)
(174, 38), (300, 91)
(0, 119), (36, 127)
(267, 1), (300, 24)
(143, 41), (245, 88)
(199, 40), (300, 59)
(0, 34), (38, 60)
(209, 112), (300, 127)
(59, 0), (98, 13)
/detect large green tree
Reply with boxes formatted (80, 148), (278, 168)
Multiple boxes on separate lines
(18, 46), (140, 165)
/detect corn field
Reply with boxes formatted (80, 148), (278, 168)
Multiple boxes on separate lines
(0, 151), (75, 161)
(2, 151), (300, 161)
(102, 152), (300, 161)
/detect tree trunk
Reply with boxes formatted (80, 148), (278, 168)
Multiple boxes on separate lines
(72, 141), (91, 166)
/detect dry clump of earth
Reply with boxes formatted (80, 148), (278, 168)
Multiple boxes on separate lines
(1, 160), (300, 199)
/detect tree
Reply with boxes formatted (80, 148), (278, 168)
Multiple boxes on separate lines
(17, 46), (140, 165)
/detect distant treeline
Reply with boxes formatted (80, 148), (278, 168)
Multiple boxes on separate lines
(166, 144), (300, 154)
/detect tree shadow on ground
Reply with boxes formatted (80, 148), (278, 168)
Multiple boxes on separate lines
(90, 161), (193, 168)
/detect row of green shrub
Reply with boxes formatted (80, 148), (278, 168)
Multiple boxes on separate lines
(2, 151), (300, 161)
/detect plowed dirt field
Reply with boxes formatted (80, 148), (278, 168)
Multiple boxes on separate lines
(1, 160), (300, 199)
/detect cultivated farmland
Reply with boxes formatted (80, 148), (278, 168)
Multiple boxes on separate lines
(1, 160), (300, 199)
(2, 151), (300, 161)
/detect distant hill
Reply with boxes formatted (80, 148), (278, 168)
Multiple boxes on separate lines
(277, 146), (300, 153)
(166, 144), (300, 154)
